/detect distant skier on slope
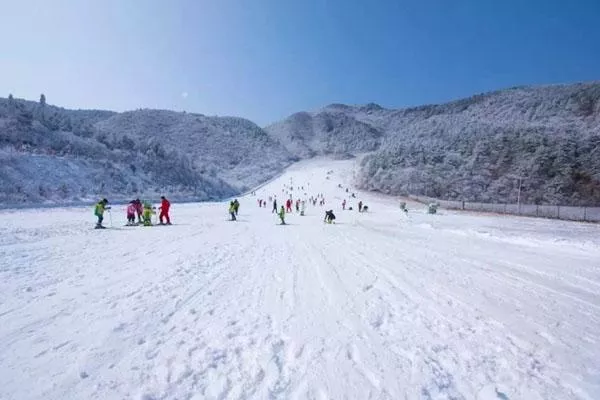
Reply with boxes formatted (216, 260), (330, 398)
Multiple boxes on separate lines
(342, 199), (346, 210)
(126, 201), (137, 226)
(358, 201), (363, 213)
(300, 200), (306, 216)
(233, 199), (240, 216)
(94, 198), (110, 229)
(278, 205), (286, 225)
(159, 196), (171, 225)
(134, 199), (143, 223)
(229, 201), (237, 221)
(143, 202), (155, 226)
(272, 199), (278, 213)
(324, 210), (336, 224)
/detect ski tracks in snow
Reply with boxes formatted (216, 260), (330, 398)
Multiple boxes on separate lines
(0, 159), (599, 399)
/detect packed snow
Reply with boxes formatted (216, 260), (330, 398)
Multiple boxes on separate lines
(0, 158), (599, 400)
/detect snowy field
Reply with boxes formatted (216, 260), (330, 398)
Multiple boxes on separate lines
(1, 158), (599, 400)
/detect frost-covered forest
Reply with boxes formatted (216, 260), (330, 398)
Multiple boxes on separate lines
(267, 82), (600, 205)
(0, 96), (294, 204)
(2, 82), (599, 206)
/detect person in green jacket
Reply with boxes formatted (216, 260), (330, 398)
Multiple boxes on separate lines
(94, 198), (110, 229)
(278, 205), (286, 225)
(143, 202), (155, 226)
(229, 201), (237, 221)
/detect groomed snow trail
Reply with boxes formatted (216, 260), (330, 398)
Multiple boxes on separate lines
(1, 158), (599, 400)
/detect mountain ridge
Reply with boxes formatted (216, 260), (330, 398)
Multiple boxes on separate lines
(2, 80), (599, 206)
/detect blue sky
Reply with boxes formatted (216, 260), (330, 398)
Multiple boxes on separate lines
(1, 0), (599, 125)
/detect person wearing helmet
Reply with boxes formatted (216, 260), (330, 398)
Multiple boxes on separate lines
(94, 198), (110, 229)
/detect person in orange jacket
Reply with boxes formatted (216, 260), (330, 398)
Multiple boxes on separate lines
(159, 196), (171, 225)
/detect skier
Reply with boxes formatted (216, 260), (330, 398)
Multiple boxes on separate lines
(94, 198), (110, 229)
(229, 201), (237, 221)
(358, 201), (363, 213)
(132, 199), (142, 223)
(159, 196), (171, 225)
(324, 210), (336, 224)
(126, 201), (137, 225)
(295, 199), (300, 212)
(258, 199), (262, 208)
(286, 199), (292, 213)
(272, 199), (278, 213)
(300, 200), (306, 216)
(233, 199), (240, 216)
(142, 202), (155, 226)
(342, 199), (346, 210)
(278, 205), (286, 225)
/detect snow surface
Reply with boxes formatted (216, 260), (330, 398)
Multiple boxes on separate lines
(1, 158), (599, 400)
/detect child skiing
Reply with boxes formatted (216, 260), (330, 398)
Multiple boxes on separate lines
(143, 202), (155, 226)
(94, 198), (110, 229)
(159, 196), (171, 225)
(278, 205), (286, 225)
(126, 201), (137, 225)
(229, 201), (237, 221)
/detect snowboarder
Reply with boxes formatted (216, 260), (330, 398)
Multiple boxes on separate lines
(143, 202), (155, 226)
(233, 199), (240, 216)
(324, 210), (336, 224)
(229, 201), (237, 221)
(358, 201), (363, 213)
(278, 205), (286, 225)
(94, 198), (110, 229)
(126, 201), (137, 225)
(159, 196), (171, 225)
(342, 199), (346, 210)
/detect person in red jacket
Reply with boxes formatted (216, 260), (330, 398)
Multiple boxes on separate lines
(159, 196), (171, 225)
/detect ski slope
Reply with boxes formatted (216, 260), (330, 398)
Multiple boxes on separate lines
(1, 158), (599, 400)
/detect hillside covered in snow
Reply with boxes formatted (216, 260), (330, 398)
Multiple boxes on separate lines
(267, 82), (600, 206)
(2, 82), (600, 206)
(0, 96), (294, 205)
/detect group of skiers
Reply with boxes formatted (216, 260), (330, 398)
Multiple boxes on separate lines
(94, 196), (171, 229)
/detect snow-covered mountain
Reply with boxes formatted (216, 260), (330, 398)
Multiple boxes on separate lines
(264, 104), (385, 159)
(0, 97), (294, 205)
(267, 82), (600, 205)
(3, 82), (599, 206)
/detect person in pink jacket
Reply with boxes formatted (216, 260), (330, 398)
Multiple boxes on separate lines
(126, 201), (137, 225)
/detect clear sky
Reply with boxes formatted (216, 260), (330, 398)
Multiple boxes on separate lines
(1, 0), (599, 125)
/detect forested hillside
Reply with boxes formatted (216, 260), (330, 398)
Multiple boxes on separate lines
(267, 83), (600, 205)
(0, 96), (293, 205)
